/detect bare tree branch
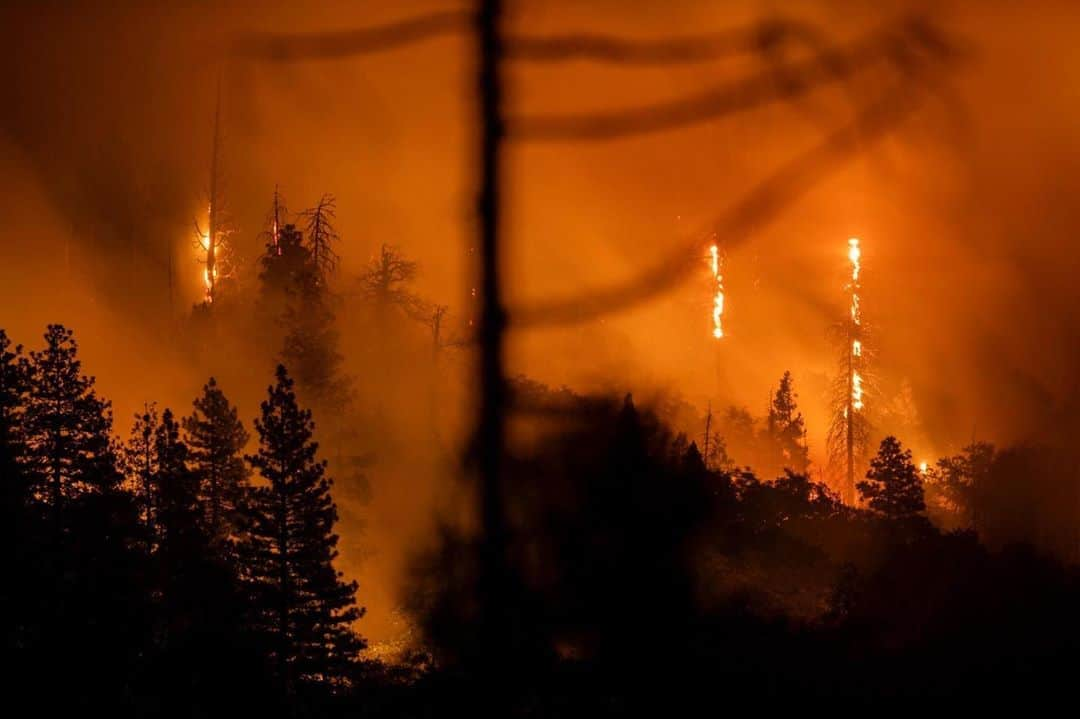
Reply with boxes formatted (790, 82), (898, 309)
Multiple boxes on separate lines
(504, 21), (775, 65)
(232, 10), (468, 62)
(508, 20), (953, 142)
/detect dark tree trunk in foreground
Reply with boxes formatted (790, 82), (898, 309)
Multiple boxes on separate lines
(475, 0), (509, 676)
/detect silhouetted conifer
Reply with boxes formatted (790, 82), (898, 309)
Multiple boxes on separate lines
(123, 402), (161, 543)
(765, 371), (809, 476)
(926, 441), (994, 530)
(151, 409), (209, 640)
(145, 407), (265, 709)
(183, 377), (250, 549)
(1, 329), (29, 655)
(0, 329), (28, 520)
(256, 216), (308, 354)
(18, 326), (147, 708)
(255, 195), (351, 417)
(281, 271), (350, 415)
(858, 435), (926, 521)
(22, 325), (122, 531)
(154, 409), (203, 569)
(260, 222), (308, 296)
(241, 365), (365, 691)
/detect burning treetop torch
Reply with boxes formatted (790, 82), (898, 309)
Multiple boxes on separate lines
(198, 203), (218, 304)
(710, 243), (724, 340)
(848, 237), (863, 411)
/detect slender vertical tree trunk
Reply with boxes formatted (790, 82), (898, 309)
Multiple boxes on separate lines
(278, 499), (290, 693)
(207, 82), (222, 305)
(50, 435), (61, 536)
(476, 0), (508, 676)
(144, 449), (154, 541)
(276, 457), (291, 695)
(846, 347), (854, 504)
(703, 404), (712, 468)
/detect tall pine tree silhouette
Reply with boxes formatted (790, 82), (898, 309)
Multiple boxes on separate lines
(259, 223), (307, 301)
(282, 197), (350, 417)
(0, 329), (28, 524)
(1, 329), (29, 654)
(123, 403), (161, 544)
(155, 405), (264, 708)
(280, 267), (349, 415)
(154, 409), (203, 567)
(152, 409), (208, 643)
(765, 371), (809, 477)
(20, 325), (146, 705)
(183, 377), (250, 550)
(241, 365), (364, 692)
(22, 325), (121, 533)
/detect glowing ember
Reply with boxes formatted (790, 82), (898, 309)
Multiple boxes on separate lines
(709, 243), (724, 339)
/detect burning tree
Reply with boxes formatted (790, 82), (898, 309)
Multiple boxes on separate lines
(194, 85), (236, 309)
(236, 5), (960, 679)
(259, 214), (307, 301)
(827, 238), (874, 504)
(708, 241), (725, 340)
(262, 185), (288, 258)
(282, 200), (350, 416)
(253, 189), (352, 417)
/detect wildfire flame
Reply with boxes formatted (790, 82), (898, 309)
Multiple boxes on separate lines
(709, 243), (724, 339)
(198, 203), (218, 304)
(848, 237), (863, 412)
(848, 237), (861, 282)
(851, 370), (864, 411)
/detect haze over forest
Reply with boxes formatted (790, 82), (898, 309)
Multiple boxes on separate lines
(4, 1), (1080, 714)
